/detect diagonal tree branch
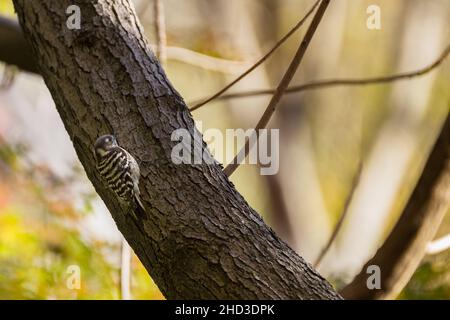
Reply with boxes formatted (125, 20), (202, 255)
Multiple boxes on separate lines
(12, 0), (341, 300)
(340, 112), (450, 299)
(119, 238), (132, 300)
(223, 0), (331, 177)
(190, 0), (321, 111)
(153, 0), (167, 65)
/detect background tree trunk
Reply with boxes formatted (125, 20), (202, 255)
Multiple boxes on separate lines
(12, 0), (340, 299)
(0, 15), (38, 74)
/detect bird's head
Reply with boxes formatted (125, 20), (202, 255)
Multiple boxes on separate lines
(94, 134), (118, 158)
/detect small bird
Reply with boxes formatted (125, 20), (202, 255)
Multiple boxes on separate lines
(94, 134), (146, 218)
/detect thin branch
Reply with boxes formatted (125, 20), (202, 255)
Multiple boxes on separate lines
(119, 238), (132, 300)
(426, 234), (450, 255)
(12, 0), (342, 300)
(314, 161), (363, 268)
(190, 0), (321, 111)
(223, 0), (330, 177)
(153, 0), (167, 65)
(154, 45), (250, 74)
(190, 44), (450, 106)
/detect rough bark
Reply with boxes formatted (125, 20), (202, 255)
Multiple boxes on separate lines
(12, 0), (340, 300)
(341, 113), (450, 299)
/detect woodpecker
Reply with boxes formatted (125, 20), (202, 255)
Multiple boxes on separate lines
(94, 134), (146, 218)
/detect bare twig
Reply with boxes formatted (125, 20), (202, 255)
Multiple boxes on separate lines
(223, 0), (330, 177)
(426, 234), (450, 255)
(136, 0), (152, 19)
(119, 238), (132, 300)
(153, 0), (167, 65)
(0, 64), (17, 90)
(190, 44), (450, 106)
(314, 161), (363, 268)
(190, 0), (321, 111)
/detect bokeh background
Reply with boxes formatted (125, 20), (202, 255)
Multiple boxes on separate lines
(0, 0), (449, 299)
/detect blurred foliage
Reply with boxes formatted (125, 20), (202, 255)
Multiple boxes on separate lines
(0, 138), (163, 299)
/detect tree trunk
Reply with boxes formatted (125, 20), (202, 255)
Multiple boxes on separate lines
(12, 0), (340, 299)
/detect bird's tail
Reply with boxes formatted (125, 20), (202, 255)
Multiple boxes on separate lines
(133, 195), (147, 220)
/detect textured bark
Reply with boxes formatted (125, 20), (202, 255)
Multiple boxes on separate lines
(12, 0), (340, 299)
(341, 113), (450, 299)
